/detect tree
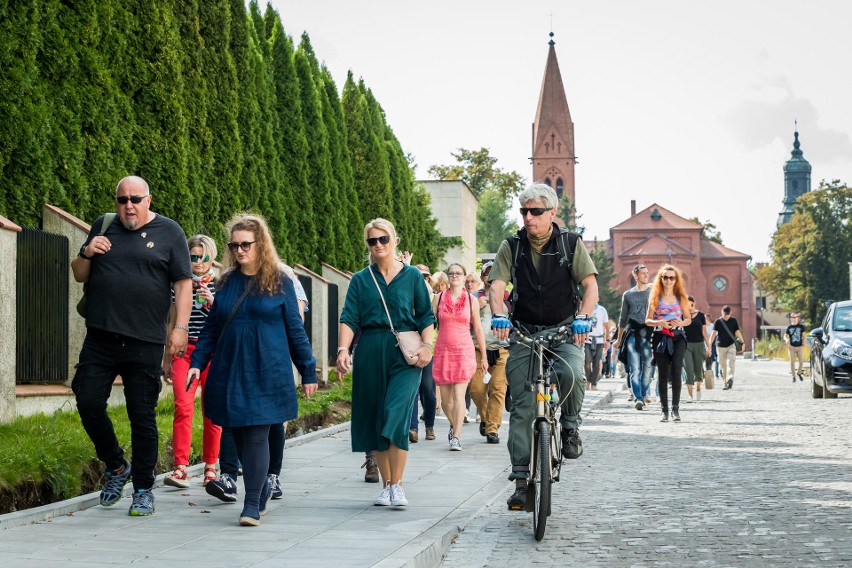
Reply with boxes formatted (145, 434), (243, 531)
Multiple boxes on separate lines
(688, 217), (724, 244)
(428, 147), (525, 253)
(557, 194), (585, 235)
(758, 180), (852, 323)
(589, 246), (619, 317)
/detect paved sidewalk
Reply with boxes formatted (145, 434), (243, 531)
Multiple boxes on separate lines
(0, 380), (621, 568)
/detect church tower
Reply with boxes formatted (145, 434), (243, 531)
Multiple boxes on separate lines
(531, 32), (576, 211)
(777, 127), (811, 227)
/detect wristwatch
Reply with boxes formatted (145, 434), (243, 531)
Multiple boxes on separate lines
(78, 244), (93, 260)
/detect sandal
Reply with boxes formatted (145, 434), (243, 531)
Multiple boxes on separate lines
(164, 465), (190, 489)
(203, 465), (218, 486)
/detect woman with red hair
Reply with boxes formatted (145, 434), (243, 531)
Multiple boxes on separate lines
(645, 265), (691, 422)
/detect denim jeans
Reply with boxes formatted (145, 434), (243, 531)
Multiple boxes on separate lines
(410, 359), (436, 431)
(626, 331), (652, 400)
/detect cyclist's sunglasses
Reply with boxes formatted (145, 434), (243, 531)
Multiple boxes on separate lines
(519, 207), (552, 217)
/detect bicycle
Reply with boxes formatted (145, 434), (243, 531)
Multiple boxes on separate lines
(511, 324), (573, 541)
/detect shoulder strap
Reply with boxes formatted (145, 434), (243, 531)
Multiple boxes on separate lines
(556, 229), (582, 302)
(99, 213), (117, 235)
(718, 318), (737, 342)
(368, 265), (399, 335)
(435, 291), (444, 328)
(508, 235), (521, 303)
(216, 281), (252, 349)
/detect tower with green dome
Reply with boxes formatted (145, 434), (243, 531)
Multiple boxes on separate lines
(777, 127), (811, 227)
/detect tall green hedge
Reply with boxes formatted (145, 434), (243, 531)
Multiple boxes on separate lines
(0, 1), (447, 270)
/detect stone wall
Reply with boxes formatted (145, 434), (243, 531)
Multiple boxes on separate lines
(0, 215), (21, 423)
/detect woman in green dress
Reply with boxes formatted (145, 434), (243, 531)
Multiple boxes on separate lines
(336, 219), (435, 507)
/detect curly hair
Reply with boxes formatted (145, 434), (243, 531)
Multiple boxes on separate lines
(648, 264), (689, 318)
(220, 213), (283, 295)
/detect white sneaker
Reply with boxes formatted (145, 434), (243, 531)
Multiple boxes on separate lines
(628, 392), (635, 401)
(696, 390), (702, 401)
(687, 395), (694, 403)
(449, 437), (462, 451)
(374, 483), (392, 506)
(390, 483), (408, 506)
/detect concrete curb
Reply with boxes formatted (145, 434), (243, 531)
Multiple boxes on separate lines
(378, 382), (621, 567)
(0, 420), (352, 531)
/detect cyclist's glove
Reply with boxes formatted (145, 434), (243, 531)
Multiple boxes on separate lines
(491, 314), (511, 330)
(571, 316), (592, 335)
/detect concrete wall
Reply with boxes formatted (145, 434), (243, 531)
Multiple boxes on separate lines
(321, 262), (351, 323)
(294, 264), (330, 384)
(418, 180), (478, 272)
(0, 215), (21, 423)
(42, 205), (91, 384)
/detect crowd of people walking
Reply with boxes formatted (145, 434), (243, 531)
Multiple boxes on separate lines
(72, 176), (758, 526)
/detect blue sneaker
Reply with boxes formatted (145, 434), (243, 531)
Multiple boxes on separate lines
(268, 473), (283, 500)
(128, 489), (155, 516)
(100, 460), (131, 507)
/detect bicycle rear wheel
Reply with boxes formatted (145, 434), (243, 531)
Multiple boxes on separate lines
(533, 420), (551, 541)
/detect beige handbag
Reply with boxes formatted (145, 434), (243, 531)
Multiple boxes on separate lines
(368, 266), (422, 365)
(704, 369), (715, 389)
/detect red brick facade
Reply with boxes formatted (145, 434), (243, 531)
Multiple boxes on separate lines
(604, 203), (756, 343)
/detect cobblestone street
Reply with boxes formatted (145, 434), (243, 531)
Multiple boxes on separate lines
(441, 359), (852, 567)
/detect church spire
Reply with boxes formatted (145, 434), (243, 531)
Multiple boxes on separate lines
(777, 125), (812, 227)
(531, 32), (576, 211)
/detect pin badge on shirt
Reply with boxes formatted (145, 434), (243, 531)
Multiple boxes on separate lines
(147, 242), (154, 248)
(141, 232), (147, 238)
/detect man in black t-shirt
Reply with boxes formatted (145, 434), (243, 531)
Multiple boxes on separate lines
(71, 176), (192, 517)
(785, 312), (806, 382)
(709, 305), (744, 390)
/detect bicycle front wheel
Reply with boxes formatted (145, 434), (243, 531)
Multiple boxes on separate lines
(533, 420), (551, 541)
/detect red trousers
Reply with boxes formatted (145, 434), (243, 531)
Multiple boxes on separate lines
(169, 342), (221, 466)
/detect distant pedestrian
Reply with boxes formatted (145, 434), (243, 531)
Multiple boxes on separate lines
(645, 265), (691, 422)
(336, 218), (435, 508)
(584, 303), (610, 390)
(163, 235), (221, 489)
(469, 261), (510, 444)
(682, 296), (710, 402)
(710, 305), (744, 390)
(188, 214), (316, 526)
(433, 263), (488, 451)
(785, 312), (806, 382)
(617, 264), (653, 410)
(431, 271), (449, 294)
(71, 176), (192, 517)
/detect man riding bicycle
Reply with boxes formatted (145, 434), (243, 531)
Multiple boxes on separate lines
(488, 183), (599, 510)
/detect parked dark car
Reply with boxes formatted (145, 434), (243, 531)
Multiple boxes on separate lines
(810, 300), (852, 399)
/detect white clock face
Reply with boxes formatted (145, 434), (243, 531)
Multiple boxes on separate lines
(713, 276), (728, 292)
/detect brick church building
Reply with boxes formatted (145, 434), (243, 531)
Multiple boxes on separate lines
(531, 34), (756, 342)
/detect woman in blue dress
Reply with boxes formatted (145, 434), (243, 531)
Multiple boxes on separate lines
(336, 218), (435, 507)
(189, 214), (316, 526)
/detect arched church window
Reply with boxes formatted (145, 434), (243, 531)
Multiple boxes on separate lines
(544, 177), (552, 189)
(556, 178), (564, 199)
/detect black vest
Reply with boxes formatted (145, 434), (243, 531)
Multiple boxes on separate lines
(511, 228), (578, 326)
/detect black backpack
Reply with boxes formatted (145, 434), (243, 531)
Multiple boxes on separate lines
(506, 228), (582, 308)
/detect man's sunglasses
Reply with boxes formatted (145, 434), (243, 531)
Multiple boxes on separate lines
(366, 235), (391, 247)
(190, 254), (210, 263)
(227, 241), (255, 252)
(519, 207), (552, 217)
(116, 194), (149, 205)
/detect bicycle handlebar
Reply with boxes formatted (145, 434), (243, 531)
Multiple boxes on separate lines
(509, 324), (571, 348)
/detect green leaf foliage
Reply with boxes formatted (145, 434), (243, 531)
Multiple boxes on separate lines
(0, 1), (449, 271)
(758, 180), (852, 323)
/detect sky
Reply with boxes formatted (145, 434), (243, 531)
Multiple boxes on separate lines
(266, 0), (852, 262)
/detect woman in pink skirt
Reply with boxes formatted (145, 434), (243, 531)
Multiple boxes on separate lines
(433, 263), (487, 451)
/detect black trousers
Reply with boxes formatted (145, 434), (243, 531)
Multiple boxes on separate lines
(655, 337), (686, 410)
(72, 329), (164, 490)
(219, 423), (286, 478)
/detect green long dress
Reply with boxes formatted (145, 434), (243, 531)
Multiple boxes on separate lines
(340, 263), (435, 452)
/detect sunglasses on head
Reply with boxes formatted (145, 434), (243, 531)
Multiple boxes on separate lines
(116, 194), (148, 205)
(519, 207), (552, 217)
(227, 241), (255, 253)
(366, 235), (391, 247)
(190, 254), (210, 263)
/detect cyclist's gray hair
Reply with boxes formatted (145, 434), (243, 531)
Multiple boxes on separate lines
(518, 183), (558, 209)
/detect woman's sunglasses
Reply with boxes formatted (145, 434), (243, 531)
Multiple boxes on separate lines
(661, 275), (677, 281)
(190, 254), (210, 263)
(116, 194), (148, 205)
(227, 241), (255, 253)
(366, 235), (391, 247)
(519, 207), (552, 217)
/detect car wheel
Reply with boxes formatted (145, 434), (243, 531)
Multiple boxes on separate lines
(811, 376), (823, 399)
